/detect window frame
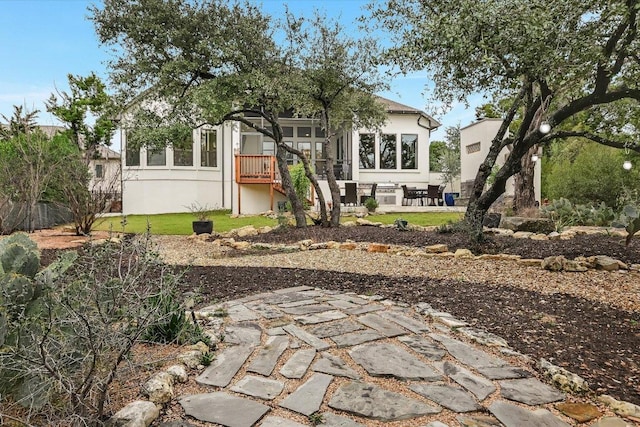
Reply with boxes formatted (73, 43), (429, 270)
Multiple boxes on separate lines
(379, 133), (397, 170)
(200, 129), (218, 168)
(401, 134), (418, 170)
(358, 133), (375, 169)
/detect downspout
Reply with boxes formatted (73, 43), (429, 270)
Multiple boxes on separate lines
(221, 125), (225, 209)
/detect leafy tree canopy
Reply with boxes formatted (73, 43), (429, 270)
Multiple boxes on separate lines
(370, 0), (640, 231)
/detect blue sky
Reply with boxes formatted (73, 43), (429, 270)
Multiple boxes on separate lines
(0, 0), (484, 145)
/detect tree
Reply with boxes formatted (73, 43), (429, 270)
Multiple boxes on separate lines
(46, 73), (117, 160)
(371, 0), (640, 238)
(429, 140), (447, 171)
(46, 74), (120, 235)
(283, 11), (388, 226)
(0, 108), (76, 233)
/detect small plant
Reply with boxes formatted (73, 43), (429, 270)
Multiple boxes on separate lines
(612, 204), (640, 246)
(364, 197), (379, 212)
(213, 307), (228, 317)
(541, 198), (615, 230)
(394, 217), (408, 231)
(186, 201), (214, 221)
(308, 412), (325, 425)
(201, 351), (215, 366)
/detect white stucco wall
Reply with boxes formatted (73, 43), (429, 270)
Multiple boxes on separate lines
(460, 118), (541, 202)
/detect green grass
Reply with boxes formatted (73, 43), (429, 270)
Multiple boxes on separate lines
(93, 210), (463, 235)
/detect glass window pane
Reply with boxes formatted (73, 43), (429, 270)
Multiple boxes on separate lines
(263, 140), (275, 156)
(285, 141), (294, 164)
(297, 126), (311, 138)
(359, 134), (375, 169)
(297, 141), (311, 160)
(282, 126), (294, 137)
(125, 146), (140, 166)
(147, 148), (166, 166)
(315, 127), (326, 138)
(380, 134), (397, 169)
(201, 129), (217, 167)
(401, 134), (418, 169)
(174, 138), (193, 166)
(95, 164), (104, 178)
(315, 142), (323, 159)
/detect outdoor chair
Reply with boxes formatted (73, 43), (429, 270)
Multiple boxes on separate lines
(401, 185), (420, 206)
(344, 182), (358, 206)
(360, 183), (378, 205)
(427, 185), (443, 206)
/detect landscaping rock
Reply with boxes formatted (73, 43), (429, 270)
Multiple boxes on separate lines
(279, 373), (333, 416)
(562, 259), (588, 272)
(142, 372), (174, 404)
(539, 358), (590, 393)
(107, 400), (159, 427)
(425, 244), (448, 253)
(499, 216), (556, 234)
(165, 365), (188, 383)
(367, 243), (389, 253)
(593, 255), (621, 271)
(542, 256), (566, 271)
(555, 402), (602, 423)
(499, 378), (565, 405)
(454, 248), (474, 259)
(483, 212), (502, 228)
(598, 395), (640, 420)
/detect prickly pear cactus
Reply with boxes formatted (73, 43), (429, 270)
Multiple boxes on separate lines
(613, 205), (640, 246)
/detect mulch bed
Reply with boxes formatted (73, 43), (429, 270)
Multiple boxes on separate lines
(40, 227), (640, 406)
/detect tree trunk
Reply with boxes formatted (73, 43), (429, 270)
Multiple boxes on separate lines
(513, 145), (538, 213)
(275, 145), (306, 227)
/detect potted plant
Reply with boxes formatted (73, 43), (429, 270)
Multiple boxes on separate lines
(187, 202), (214, 234)
(364, 197), (379, 213)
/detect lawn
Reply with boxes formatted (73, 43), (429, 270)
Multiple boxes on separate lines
(93, 210), (463, 235)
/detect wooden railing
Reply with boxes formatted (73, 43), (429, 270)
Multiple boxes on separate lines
(235, 155), (279, 183)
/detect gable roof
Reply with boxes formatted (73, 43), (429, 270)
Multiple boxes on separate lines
(376, 95), (441, 130)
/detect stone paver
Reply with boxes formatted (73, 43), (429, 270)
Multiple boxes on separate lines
(329, 381), (440, 421)
(357, 313), (407, 337)
(171, 287), (596, 427)
(312, 352), (360, 379)
(247, 336), (289, 376)
(279, 348), (316, 379)
(308, 319), (364, 338)
(230, 375), (284, 400)
(179, 392), (269, 427)
(409, 383), (482, 412)
(489, 400), (571, 427)
(196, 346), (254, 387)
(499, 378), (565, 405)
(349, 342), (442, 381)
(318, 413), (366, 427)
(279, 373), (333, 416)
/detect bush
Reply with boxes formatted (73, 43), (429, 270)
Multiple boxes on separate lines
(364, 197), (379, 212)
(544, 142), (639, 210)
(541, 198), (615, 229)
(290, 163), (311, 209)
(0, 233), (201, 425)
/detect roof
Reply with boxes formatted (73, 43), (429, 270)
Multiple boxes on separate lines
(460, 117), (503, 131)
(375, 95), (441, 129)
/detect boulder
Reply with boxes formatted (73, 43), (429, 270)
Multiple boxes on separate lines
(562, 259), (588, 272)
(368, 243), (390, 253)
(454, 248), (474, 259)
(598, 395), (640, 420)
(166, 365), (188, 383)
(539, 359), (589, 393)
(107, 401), (159, 427)
(542, 256), (566, 272)
(339, 242), (357, 250)
(499, 216), (556, 234)
(235, 226), (258, 238)
(425, 244), (448, 253)
(483, 212), (502, 228)
(142, 372), (175, 404)
(593, 255), (620, 271)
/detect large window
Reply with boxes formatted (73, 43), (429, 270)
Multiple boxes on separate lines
(125, 145), (140, 166)
(147, 148), (166, 166)
(201, 129), (217, 167)
(380, 134), (397, 169)
(173, 138), (193, 166)
(401, 134), (418, 169)
(359, 134), (375, 169)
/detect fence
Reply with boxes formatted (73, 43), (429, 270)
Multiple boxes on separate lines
(0, 201), (73, 234)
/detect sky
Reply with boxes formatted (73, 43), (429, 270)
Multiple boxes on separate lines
(0, 0), (485, 147)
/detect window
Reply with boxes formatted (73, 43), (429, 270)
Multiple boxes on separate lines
(466, 142), (481, 154)
(282, 126), (294, 138)
(263, 140), (275, 156)
(359, 134), (375, 169)
(401, 134), (418, 169)
(125, 146), (140, 166)
(201, 130), (217, 167)
(94, 164), (104, 178)
(297, 126), (311, 138)
(380, 134), (397, 169)
(173, 139), (193, 166)
(315, 127), (326, 138)
(297, 141), (311, 160)
(147, 148), (166, 166)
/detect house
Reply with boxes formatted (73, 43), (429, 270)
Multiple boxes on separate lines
(459, 118), (541, 203)
(119, 96), (442, 215)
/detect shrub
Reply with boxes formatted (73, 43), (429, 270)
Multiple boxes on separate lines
(364, 197), (379, 212)
(290, 163), (311, 209)
(541, 198), (615, 229)
(0, 233), (200, 425)
(613, 204), (640, 246)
